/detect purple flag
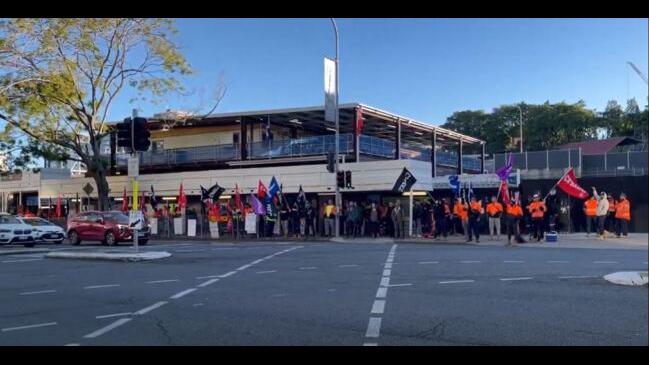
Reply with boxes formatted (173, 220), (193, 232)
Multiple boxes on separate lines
(496, 153), (514, 181)
(250, 194), (266, 215)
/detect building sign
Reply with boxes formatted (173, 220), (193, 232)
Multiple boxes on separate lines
(324, 57), (337, 123)
(432, 171), (520, 190)
(392, 168), (417, 193)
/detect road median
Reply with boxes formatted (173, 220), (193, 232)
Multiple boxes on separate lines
(45, 250), (171, 262)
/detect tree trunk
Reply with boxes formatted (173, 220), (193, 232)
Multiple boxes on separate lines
(93, 168), (111, 212)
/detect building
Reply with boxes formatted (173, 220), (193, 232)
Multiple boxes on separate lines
(0, 103), (485, 218)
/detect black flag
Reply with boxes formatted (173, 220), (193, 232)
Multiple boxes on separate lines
(150, 185), (159, 210)
(392, 168), (417, 193)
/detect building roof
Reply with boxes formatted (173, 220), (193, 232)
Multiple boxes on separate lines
(556, 137), (642, 155)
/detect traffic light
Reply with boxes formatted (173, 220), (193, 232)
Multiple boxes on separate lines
(132, 117), (151, 152)
(345, 170), (352, 189)
(336, 171), (345, 188)
(326, 150), (335, 173)
(116, 118), (132, 151)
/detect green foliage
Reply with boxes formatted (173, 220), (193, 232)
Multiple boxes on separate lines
(441, 100), (647, 153)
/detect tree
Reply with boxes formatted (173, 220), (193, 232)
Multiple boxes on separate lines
(0, 18), (192, 210)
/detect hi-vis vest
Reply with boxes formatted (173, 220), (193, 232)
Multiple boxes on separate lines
(506, 204), (523, 218)
(528, 201), (546, 219)
(615, 199), (631, 221)
(486, 202), (503, 217)
(453, 203), (468, 220)
(584, 199), (597, 216)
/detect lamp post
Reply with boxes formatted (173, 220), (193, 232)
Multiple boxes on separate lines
(331, 18), (341, 238)
(517, 105), (523, 154)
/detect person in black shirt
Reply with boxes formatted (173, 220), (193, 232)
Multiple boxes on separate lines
(279, 205), (290, 237)
(305, 202), (316, 238)
(290, 202), (300, 238)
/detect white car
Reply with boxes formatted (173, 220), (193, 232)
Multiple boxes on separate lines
(0, 214), (36, 247)
(17, 217), (66, 244)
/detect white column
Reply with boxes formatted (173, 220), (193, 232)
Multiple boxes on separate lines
(408, 187), (414, 237)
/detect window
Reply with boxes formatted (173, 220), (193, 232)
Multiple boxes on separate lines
(152, 140), (164, 152)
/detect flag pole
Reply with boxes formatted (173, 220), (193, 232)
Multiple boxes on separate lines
(543, 167), (572, 201)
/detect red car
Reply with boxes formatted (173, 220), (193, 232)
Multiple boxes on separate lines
(66, 211), (150, 246)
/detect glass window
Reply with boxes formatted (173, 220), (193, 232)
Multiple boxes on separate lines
(22, 218), (55, 226)
(0, 216), (20, 224)
(102, 212), (129, 224)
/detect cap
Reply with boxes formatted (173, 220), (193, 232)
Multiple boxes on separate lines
(533, 194), (539, 198)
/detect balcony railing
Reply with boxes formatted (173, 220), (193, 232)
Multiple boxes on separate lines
(249, 134), (354, 159)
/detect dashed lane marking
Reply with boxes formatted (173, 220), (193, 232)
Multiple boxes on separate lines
(84, 284), (120, 290)
(460, 261), (481, 264)
(383, 269), (391, 276)
(83, 318), (131, 338)
(593, 261), (619, 264)
(503, 260), (524, 263)
(299, 267), (317, 270)
(548, 261), (570, 263)
(256, 270), (277, 274)
(96, 312), (132, 319)
(418, 261), (439, 264)
(439, 280), (475, 284)
(146, 279), (180, 284)
(196, 275), (220, 280)
(218, 271), (237, 278)
(363, 342), (378, 346)
(365, 317), (382, 338)
(2, 258), (42, 263)
(2, 322), (58, 332)
(197, 278), (219, 287)
(64, 343), (80, 346)
(170, 288), (196, 299)
(558, 275), (597, 279)
(338, 264), (359, 268)
(20, 290), (56, 295)
(500, 277), (533, 281)
(376, 287), (388, 298)
(236, 264), (252, 271)
(380, 277), (390, 287)
(371, 300), (386, 314)
(386, 283), (412, 287)
(134, 301), (167, 315)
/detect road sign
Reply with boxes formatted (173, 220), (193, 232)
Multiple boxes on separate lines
(82, 182), (94, 196)
(129, 210), (144, 230)
(128, 156), (139, 177)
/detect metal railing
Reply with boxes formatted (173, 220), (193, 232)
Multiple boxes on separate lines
(359, 134), (395, 159)
(249, 134), (354, 159)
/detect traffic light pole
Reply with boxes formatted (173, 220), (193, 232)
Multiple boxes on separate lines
(331, 18), (341, 239)
(131, 109), (139, 253)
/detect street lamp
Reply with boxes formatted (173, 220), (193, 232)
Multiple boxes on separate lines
(330, 18), (341, 238)
(516, 105), (523, 154)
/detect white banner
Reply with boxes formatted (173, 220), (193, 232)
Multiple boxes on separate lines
(245, 213), (257, 234)
(149, 218), (158, 235)
(187, 219), (196, 237)
(324, 57), (337, 123)
(173, 217), (184, 235)
(209, 221), (220, 239)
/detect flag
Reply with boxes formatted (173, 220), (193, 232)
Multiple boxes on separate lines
(234, 184), (244, 213)
(202, 183), (225, 204)
(55, 194), (62, 218)
(200, 185), (210, 204)
(496, 153), (514, 181)
(468, 181), (474, 201)
(250, 194), (267, 215)
(355, 106), (364, 135)
(178, 183), (187, 209)
(296, 185), (306, 208)
(267, 176), (280, 204)
(556, 167), (589, 199)
(150, 185), (158, 210)
(257, 180), (268, 200)
(121, 188), (128, 213)
(449, 175), (460, 197)
(499, 181), (511, 205)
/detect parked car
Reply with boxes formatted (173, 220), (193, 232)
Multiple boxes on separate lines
(66, 211), (150, 246)
(0, 213), (36, 247)
(17, 217), (66, 244)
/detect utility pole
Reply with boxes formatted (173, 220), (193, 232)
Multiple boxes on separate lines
(131, 108), (139, 253)
(517, 105), (523, 154)
(331, 18), (341, 238)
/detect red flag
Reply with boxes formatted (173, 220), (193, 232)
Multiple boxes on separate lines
(55, 194), (62, 218)
(355, 106), (364, 135)
(121, 188), (128, 213)
(178, 183), (187, 209)
(234, 184), (244, 213)
(499, 181), (511, 205)
(557, 168), (589, 199)
(257, 180), (267, 200)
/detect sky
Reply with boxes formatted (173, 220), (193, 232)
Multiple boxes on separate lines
(105, 18), (648, 125)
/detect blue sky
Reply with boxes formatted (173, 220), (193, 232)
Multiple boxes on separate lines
(95, 18), (649, 124)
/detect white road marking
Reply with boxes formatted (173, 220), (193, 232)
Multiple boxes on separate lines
(439, 280), (475, 284)
(548, 261), (570, 263)
(64, 343), (81, 346)
(251, 259), (264, 265)
(256, 270), (277, 274)
(2, 258), (42, 263)
(382, 269), (391, 276)
(338, 264), (359, 268)
(500, 277), (533, 281)
(84, 318), (132, 338)
(134, 301), (167, 315)
(384, 263), (392, 269)
(387, 283), (412, 287)
(418, 261), (439, 264)
(20, 289), (56, 295)
(299, 266), (317, 270)
(460, 260), (481, 264)
(385, 258), (393, 263)
(196, 275), (220, 280)
(198, 278), (220, 287)
(95, 312), (132, 319)
(558, 275), (597, 279)
(380, 277), (390, 287)
(593, 261), (618, 264)
(236, 264), (252, 271)
(363, 342), (378, 346)
(170, 288), (197, 299)
(193, 303), (204, 307)
(175, 249), (204, 253)
(365, 317), (382, 338)
(371, 300), (386, 314)
(146, 279), (180, 284)
(376, 287), (388, 298)
(2, 321), (58, 332)
(212, 248), (236, 250)
(84, 284), (120, 290)
(503, 260), (524, 263)
(219, 271), (237, 278)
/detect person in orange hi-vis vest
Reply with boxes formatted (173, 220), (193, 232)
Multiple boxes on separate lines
(527, 194), (547, 242)
(583, 195), (598, 236)
(614, 193), (631, 238)
(505, 200), (524, 246)
(486, 196), (504, 240)
(606, 195), (616, 233)
(453, 197), (469, 242)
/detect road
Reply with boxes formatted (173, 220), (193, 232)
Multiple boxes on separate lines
(0, 240), (647, 346)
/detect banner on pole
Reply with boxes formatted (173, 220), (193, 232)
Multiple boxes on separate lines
(392, 168), (417, 193)
(324, 57), (337, 123)
(245, 213), (257, 234)
(556, 168), (589, 199)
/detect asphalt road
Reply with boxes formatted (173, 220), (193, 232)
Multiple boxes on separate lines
(0, 240), (647, 346)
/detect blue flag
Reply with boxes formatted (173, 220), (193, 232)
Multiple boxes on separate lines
(266, 176), (280, 204)
(448, 175), (460, 196)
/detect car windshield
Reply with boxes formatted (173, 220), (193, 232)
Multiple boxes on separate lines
(0, 216), (20, 224)
(102, 212), (129, 224)
(21, 218), (55, 226)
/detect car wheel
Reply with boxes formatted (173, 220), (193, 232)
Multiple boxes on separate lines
(105, 231), (117, 246)
(68, 231), (80, 245)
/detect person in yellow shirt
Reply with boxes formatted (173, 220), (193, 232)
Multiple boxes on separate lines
(323, 199), (336, 237)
